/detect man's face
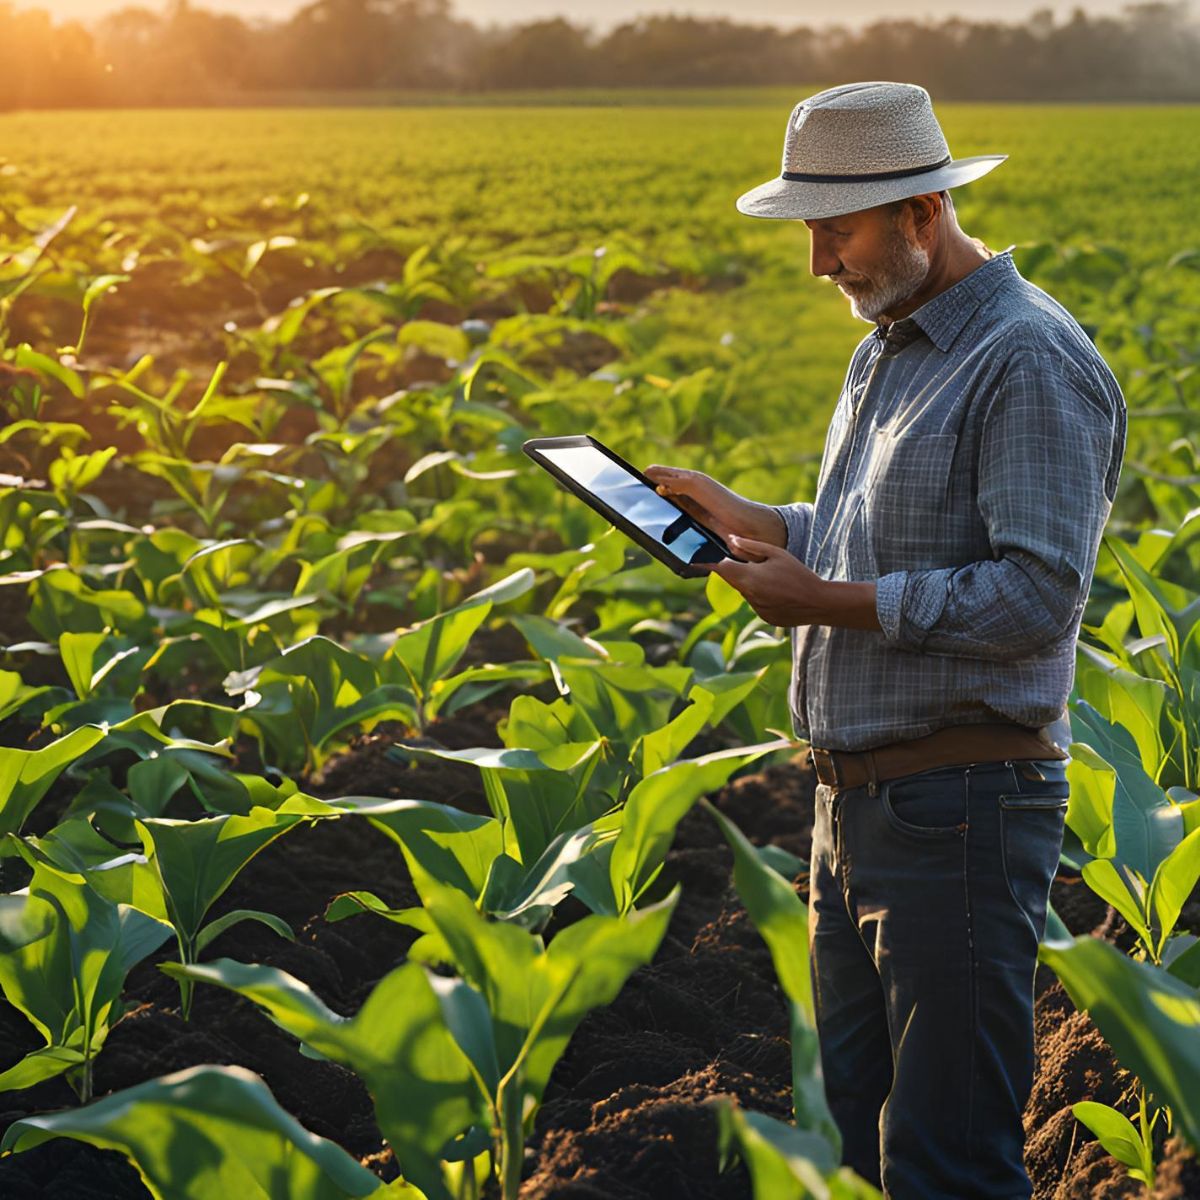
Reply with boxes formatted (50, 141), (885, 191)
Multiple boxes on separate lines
(804, 201), (931, 323)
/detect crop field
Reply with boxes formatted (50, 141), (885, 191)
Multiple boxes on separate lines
(0, 95), (1197, 1199)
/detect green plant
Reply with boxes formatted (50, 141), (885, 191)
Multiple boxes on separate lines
(136, 798), (332, 1017)
(0, 1064), (398, 1199)
(160, 956), (486, 1200)
(0, 839), (172, 1100)
(0, 724), (108, 836)
(1071, 1099), (1159, 1190)
(1039, 934), (1200, 1153)
(715, 1105), (882, 1200)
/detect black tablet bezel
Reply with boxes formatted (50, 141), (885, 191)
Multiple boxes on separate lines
(521, 434), (739, 579)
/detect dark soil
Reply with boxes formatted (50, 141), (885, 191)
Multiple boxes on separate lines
(0, 707), (1197, 1198)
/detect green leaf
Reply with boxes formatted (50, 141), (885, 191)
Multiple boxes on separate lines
(1104, 534), (1200, 672)
(488, 824), (604, 924)
(706, 570), (744, 618)
(406, 742), (605, 869)
(195, 908), (295, 954)
(0, 1064), (389, 1199)
(416, 879), (678, 1110)
(1073, 645), (1168, 780)
(1067, 710), (1186, 880)
(510, 614), (606, 662)
(13, 344), (84, 399)
(138, 807), (307, 950)
(715, 1103), (879, 1199)
(137, 799), (324, 1015)
(323, 890), (433, 935)
(1044, 900), (1073, 944)
(180, 539), (262, 610)
(59, 631), (109, 700)
(636, 691), (714, 778)
(332, 797), (504, 903)
(230, 636), (414, 774)
(1071, 1101), (1151, 1176)
(0, 850), (171, 1097)
(1070, 739), (1123, 864)
(608, 742), (787, 915)
(1148, 826), (1200, 953)
(0, 724), (108, 836)
(1164, 937), (1200, 988)
(1039, 936), (1200, 1146)
(1081, 858), (1152, 946)
(384, 569), (534, 703)
(706, 802), (812, 1017)
(706, 802), (838, 1151)
(163, 958), (481, 1200)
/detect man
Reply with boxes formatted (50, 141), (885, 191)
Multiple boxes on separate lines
(645, 82), (1126, 1198)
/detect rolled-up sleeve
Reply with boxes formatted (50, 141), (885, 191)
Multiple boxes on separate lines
(875, 347), (1124, 659)
(774, 501), (814, 564)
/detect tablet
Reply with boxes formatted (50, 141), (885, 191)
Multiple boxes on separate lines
(522, 434), (741, 578)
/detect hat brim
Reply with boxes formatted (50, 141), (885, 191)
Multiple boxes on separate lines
(735, 154), (1007, 221)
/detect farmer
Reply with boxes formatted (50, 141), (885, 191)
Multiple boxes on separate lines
(645, 82), (1126, 1198)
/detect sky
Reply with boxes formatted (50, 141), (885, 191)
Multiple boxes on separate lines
(36, 0), (1138, 31)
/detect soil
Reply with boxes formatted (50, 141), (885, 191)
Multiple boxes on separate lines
(0, 699), (1197, 1198)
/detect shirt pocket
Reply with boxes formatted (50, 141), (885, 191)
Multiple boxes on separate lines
(865, 417), (959, 570)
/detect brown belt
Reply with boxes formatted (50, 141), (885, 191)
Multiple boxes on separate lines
(807, 722), (1068, 794)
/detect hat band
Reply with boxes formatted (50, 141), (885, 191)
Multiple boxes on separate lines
(781, 154), (952, 184)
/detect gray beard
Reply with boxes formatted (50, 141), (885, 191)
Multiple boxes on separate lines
(840, 233), (931, 323)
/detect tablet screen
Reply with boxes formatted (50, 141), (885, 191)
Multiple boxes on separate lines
(536, 443), (726, 566)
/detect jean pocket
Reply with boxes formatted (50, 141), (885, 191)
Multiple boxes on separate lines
(999, 791), (1067, 940)
(879, 766), (968, 839)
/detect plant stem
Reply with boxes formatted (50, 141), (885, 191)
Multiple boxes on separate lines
(496, 1084), (524, 1200)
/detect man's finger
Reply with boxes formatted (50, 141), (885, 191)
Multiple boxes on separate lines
(709, 558), (754, 590)
(727, 534), (780, 563)
(705, 559), (741, 584)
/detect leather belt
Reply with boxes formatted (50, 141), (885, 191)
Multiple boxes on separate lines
(807, 722), (1068, 794)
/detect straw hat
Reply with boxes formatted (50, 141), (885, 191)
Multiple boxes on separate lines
(736, 81), (1006, 221)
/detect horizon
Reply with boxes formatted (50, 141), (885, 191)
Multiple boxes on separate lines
(33, 0), (1145, 31)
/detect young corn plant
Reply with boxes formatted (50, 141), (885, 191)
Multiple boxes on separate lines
(1039, 934), (1200, 1181)
(0, 839), (172, 1102)
(1051, 702), (1200, 1187)
(323, 791), (603, 935)
(224, 635), (417, 776)
(135, 797), (334, 1018)
(390, 723), (785, 924)
(161, 956), (482, 1200)
(373, 566), (538, 734)
(169, 883), (678, 1200)
(0, 1064), (396, 1199)
(1080, 527), (1200, 790)
(703, 806), (884, 1198)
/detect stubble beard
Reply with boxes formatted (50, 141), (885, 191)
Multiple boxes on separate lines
(836, 226), (931, 323)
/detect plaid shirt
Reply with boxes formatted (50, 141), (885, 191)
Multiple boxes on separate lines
(773, 248), (1127, 754)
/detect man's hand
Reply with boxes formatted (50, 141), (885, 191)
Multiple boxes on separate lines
(643, 464), (788, 547)
(709, 535), (883, 632)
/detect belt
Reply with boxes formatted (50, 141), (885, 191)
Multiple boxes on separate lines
(807, 722), (1068, 794)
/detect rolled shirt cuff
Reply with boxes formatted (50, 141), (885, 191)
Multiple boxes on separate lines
(875, 570), (907, 643)
(876, 568), (955, 649)
(772, 502), (813, 562)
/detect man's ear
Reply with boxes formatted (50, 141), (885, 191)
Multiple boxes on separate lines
(909, 192), (942, 238)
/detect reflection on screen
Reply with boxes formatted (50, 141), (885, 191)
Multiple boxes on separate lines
(539, 445), (726, 566)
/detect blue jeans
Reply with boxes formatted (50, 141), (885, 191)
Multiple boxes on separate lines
(809, 757), (1068, 1199)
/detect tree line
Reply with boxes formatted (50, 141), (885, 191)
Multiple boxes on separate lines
(0, 0), (1197, 108)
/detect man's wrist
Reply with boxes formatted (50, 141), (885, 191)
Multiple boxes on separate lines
(815, 579), (882, 631)
(751, 502), (789, 548)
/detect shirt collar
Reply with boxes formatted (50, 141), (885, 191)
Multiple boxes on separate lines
(875, 245), (1018, 354)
